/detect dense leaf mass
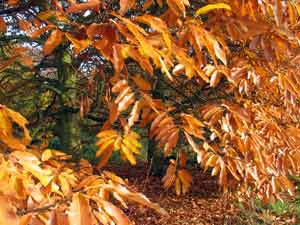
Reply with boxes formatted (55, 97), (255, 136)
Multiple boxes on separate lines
(1, 0), (300, 221)
(0, 105), (166, 225)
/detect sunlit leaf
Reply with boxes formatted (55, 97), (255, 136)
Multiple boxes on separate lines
(43, 29), (64, 55)
(195, 3), (231, 16)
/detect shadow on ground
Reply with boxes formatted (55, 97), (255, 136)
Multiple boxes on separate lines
(104, 163), (239, 225)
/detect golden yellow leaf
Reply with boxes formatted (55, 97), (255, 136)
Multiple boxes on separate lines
(0, 105), (31, 150)
(195, 3), (231, 16)
(175, 177), (181, 196)
(65, 33), (91, 54)
(121, 143), (136, 165)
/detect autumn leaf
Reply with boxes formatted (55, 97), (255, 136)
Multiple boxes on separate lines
(67, 0), (101, 13)
(101, 200), (131, 225)
(119, 0), (135, 15)
(65, 33), (91, 54)
(167, 0), (187, 17)
(8, 0), (19, 5)
(135, 15), (171, 49)
(195, 3), (231, 16)
(128, 100), (141, 128)
(12, 151), (54, 186)
(30, 25), (55, 39)
(108, 102), (119, 124)
(0, 57), (18, 73)
(68, 193), (95, 225)
(43, 29), (64, 55)
(131, 74), (151, 91)
(0, 105), (31, 150)
(0, 196), (19, 225)
(0, 17), (7, 32)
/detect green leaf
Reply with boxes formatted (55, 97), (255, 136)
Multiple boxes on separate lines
(63, 52), (72, 64)
(195, 3), (231, 16)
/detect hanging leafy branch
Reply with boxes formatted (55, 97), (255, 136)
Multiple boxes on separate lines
(0, 104), (167, 225)
(1, 0), (300, 204)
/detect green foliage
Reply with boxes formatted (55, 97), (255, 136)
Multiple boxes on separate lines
(235, 196), (300, 225)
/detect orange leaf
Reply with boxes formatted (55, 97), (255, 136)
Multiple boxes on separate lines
(49, 209), (69, 225)
(108, 102), (119, 124)
(67, 0), (101, 13)
(8, 0), (19, 5)
(166, 0), (187, 17)
(135, 15), (171, 49)
(0, 105), (31, 150)
(112, 80), (128, 93)
(121, 45), (153, 75)
(68, 193), (95, 225)
(0, 196), (19, 225)
(101, 200), (131, 225)
(0, 57), (18, 73)
(43, 29), (64, 55)
(131, 74), (151, 91)
(30, 25), (55, 39)
(0, 17), (7, 32)
(19, 19), (31, 33)
(65, 33), (90, 54)
(179, 151), (187, 167)
(96, 146), (114, 169)
(119, 0), (136, 15)
(19, 56), (33, 68)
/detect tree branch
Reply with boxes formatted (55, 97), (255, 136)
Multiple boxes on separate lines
(0, 0), (35, 16)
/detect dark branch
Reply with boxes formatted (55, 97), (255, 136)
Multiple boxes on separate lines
(0, 1), (35, 16)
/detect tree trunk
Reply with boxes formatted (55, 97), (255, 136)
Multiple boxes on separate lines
(147, 138), (165, 176)
(147, 70), (165, 175)
(55, 52), (82, 160)
(56, 108), (82, 160)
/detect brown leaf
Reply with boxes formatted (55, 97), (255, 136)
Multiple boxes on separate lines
(96, 146), (114, 169)
(108, 102), (119, 124)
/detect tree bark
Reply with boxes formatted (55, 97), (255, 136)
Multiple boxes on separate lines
(55, 52), (82, 160)
(147, 70), (166, 175)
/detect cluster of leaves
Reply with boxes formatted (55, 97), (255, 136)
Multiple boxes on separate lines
(0, 104), (166, 225)
(1, 0), (300, 201)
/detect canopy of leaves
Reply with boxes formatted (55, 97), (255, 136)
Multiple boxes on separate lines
(1, 0), (300, 204)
